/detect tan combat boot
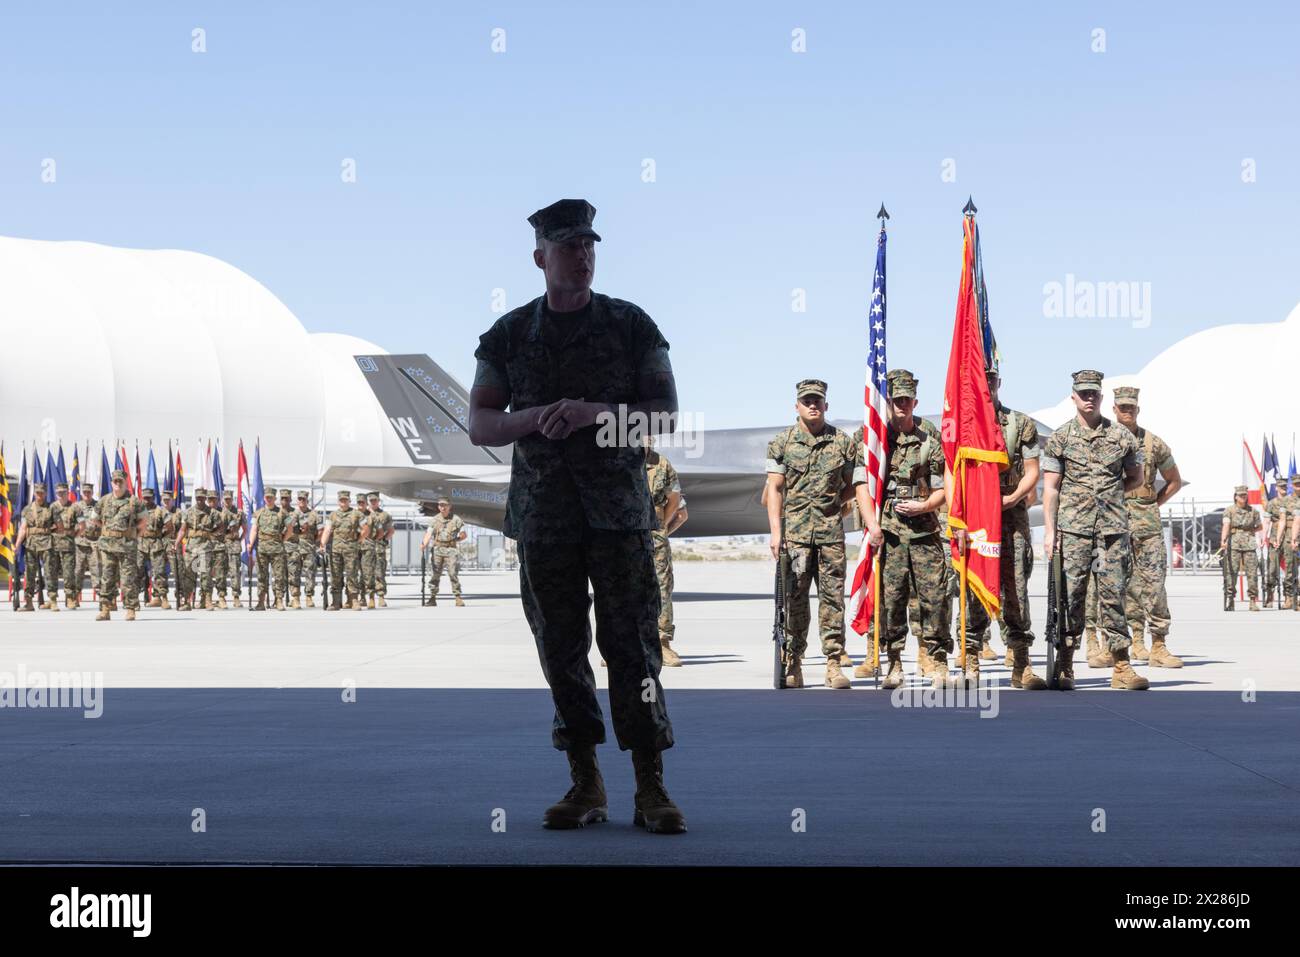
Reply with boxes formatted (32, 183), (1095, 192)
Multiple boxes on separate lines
(95, 602), (110, 622)
(366, 596), (375, 610)
(1249, 599), (1261, 611)
(126, 608), (136, 621)
(290, 596), (300, 609)
(454, 597), (465, 607)
(204, 594), (214, 611)
(825, 657), (851, 690)
(232, 595), (242, 608)
(18, 597), (34, 612)
(961, 652), (980, 687)
(979, 639), (997, 661)
(853, 653), (879, 679)
(351, 597), (362, 610)
(218, 596), (229, 609)
(1004, 645), (1014, 668)
(1055, 645), (1076, 690)
(930, 656), (951, 689)
(148, 597), (162, 608)
(917, 641), (935, 677)
(837, 652), (853, 668)
(255, 594), (267, 612)
(631, 750), (687, 834)
(1130, 633), (1150, 661)
(542, 745), (608, 829)
(784, 655), (804, 689)
(1285, 596), (1295, 611)
(65, 595), (75, 609)
(881, 649), (904, 690)
(305, 595), (314, 608)
(47, 599), (59, 612)
(660, 641), (682, 667)
(1111, 649), (1150, 690)
(1010, 643), (1047, 690)
(1148, 638), (1183, 668)
(159, 595), (171, 609)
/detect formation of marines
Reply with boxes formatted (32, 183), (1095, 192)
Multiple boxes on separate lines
(12, 480), (459, 616)
(767, 368), (1188, 693)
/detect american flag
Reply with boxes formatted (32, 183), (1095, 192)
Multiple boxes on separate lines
(849, 222), (890, 634)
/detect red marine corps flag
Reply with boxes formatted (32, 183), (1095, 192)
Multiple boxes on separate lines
(943, 201), (1008, 651)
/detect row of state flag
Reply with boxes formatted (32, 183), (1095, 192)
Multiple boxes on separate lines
(1, 440), (268, 601)
(1243, 435), (1298, 506)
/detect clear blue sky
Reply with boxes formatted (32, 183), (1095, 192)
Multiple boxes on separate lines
(2, 2), (1297, 427)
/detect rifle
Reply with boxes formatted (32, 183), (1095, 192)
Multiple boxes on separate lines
(321, 548), (331, 611)
(1218, 544), (1234, 611)
(421, 547), (426, 607)
(1044, 530), (1070, 689)
(772, 514), (794, 690)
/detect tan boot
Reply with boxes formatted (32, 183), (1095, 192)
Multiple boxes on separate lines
(853, 653), (879, 678)
(660, 641), (682, 667)
(917, 641), (935, 677)
(542, 745), (608, 829)
(784, 656), (804, 689)
(305, 596), (314, 608)
(631, 750), (687, 834)
(454, 597), (465, 607)
(204, 595), (214, 611)
(1111, 649), (1150, 690)
(1057, 645), (1076, 691)
(159, 596), (171, 610)
(378, 596), (388, 608)
(255, 595), (267, 612)
(350, 597), (361, 610)
(960, 652), (980, 687)
(147, 597), (162, 608)
(930, 656), (951, 689)
(428, 595), (437, 607)
(825, 658), (851, 689)
(1130, 633), (1150, 661)
(1249, 600), (1261, 611)
(126, 608), (136, 621)
(1148, 638), (1183, 668)
(47, 600), (59, 612)
(881, 649), (904, 690)
(18, 597), (34, 612)
(1085, 633), (1104, 668)
(95, 602), (110, 621)
(218, 596), (229, 609)
(232, 595), (242, 608)
(837, 652), (853, 668)
(1004, 645), (1014, 668)
(290, 596), (300, 610)
(1284, 596), (1295, 611)
(366, 596), (375, 610)
(979, 639), (997, 662)
(65, 596), (75, 609)
(1010, 643), (1047, 690)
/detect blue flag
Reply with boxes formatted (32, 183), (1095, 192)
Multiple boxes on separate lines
(248, 442), (264, 562)
(56, 445), (68, 492)
(34, 451), (45, 492)
(45, 449), (55, 495)
(99, 444), (112, 497)
(1290, 437), (1296, 495)
(212, 442), (224, 497)
(146, 447), (161, 501)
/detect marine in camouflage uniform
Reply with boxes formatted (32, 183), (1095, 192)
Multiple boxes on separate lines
(322, 490), (363, 609)
(960, 368), (1048, 689)
(1262, 482), (1298, 608)
(49, 483), (78, 608)
(1113, 386), (1184, 667)
(364, 492), (393, 607)
(152, 489), (179, 609)
(645, 447), (682, 665)
(178, 488), (220, 611)
(1281, 487), (1300, 607)
(471, 198), (683, 833)
(292, 491), (322, 607)
(219, 489), (245, 608)
(137, 488), (170, 607)
(859, 370), (950, 689)
(95, 469), (146, 621)
(15, 483), (55, 611)
(1042, 370), (1147, 691)
(766, 379), (859, 690)
(423, 498), (465, 606)
(71, 482), (102, 606)
(252, 488), (288, 610)
(1222, 486), (1262, 610)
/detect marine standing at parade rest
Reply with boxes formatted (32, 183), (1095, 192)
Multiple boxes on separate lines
(1113, 386), (1184, 665)
(1223, 486), (1262, 611)
(365, 492), (394, 608)
(322, 489), (363, 610)
(211, 489), (239, 608)
(137, 487), (170, 608)
(422, 498), (467, 607)
(276, 488), (299, 607)
(357, 497), (374, 608)
(645, 440), (684, 667)
(49, 482), (77, 609)
(71, 481), (101, 608)
(1263, 478), (1297, 608)
(95, 469), (147, 622)
(13, 482), (55, 611)
(765, 378), (859, 690)
(1277, 481), (1300, 608)
(155, 488), (178, 609)
(957, 366), (1047, 689)
(294, 491), (322, 607)
(250, 488), (288, 611)
(177, 488), (218, 611)
(1041, 370), (1148, 691)
(469, 198), (684, 833)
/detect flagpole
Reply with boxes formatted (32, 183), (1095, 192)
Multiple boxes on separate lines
(957, 197), (979, 677)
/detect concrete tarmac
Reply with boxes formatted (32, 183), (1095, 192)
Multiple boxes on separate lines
(1, 564), (1297, 865)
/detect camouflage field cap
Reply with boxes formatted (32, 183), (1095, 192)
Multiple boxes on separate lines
(279, 488), (292, 498)
(82, 481), (95, 491)
(1113, 386), (1140, 404)
(528, 199), (601, 244)
(55, 482), (69, 492)
(297, 490), (309, 499)
(205, 489), (218, 499)
(1234, 485), (1249, 496)
(886, 369), (919, 399)
(32, 482), (47, 494)
(338, 489), (351, 500)
(162, 488), (173, 498)
(224, 489), (235, 499)
(367, 491), (380, 500)
(264, 487), (277, 497)
(142, 486), (155, 497)
(796, 378), (827, 400)
(1072, 370), (1104, 393)
(111, 469), (126, 482)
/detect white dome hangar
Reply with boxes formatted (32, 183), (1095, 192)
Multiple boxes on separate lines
(0, 235), (391, 486)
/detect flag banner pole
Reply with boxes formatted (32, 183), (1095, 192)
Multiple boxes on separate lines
(872, 551), (881, 691)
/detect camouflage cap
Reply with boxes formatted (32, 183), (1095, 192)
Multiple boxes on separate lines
(205, 488), (218, 499)
(528, 199), (601, 244)
(142, 486), (155, 497)
(886, 369), (918, 399)
(279, 488), (291, 498)
(162, 488), (173, 498)
(297, 490), (309, 499)
(111, 469), (126, 482)
(1072, 369), (1104, 393)
(437, 497), (451, 506)
(32, 482), (47, 494)
(1234, 485), (1249, 496)
(795, 378), (827, 400)
(223, 489), (235, 499)
(1113, 386), (1140, 403)
(264, 487), (277, 497)
(81, 481), (95, 490)
(337, 489), (351, 500)
(367, 491), (380, 499)
(55, 482), (69, 492)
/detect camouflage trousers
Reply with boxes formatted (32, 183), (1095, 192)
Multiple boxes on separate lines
(965, 506), (1036, 651)
(50, 545), (76, 598)
(785, 540), (845, 659)
(73, 544), (99, 598)
(294, 542), (318, 598)
(1265, 542), (1295, 600)
(285, 542), (304, 598)
(1124, 533), (1170, 640)
(211, 542), (228, 596)
(186, 542), (214, 602)
(22, 547), (51, 603)
(257, 547), (288, 603)
(142, 544), (169, 601)
(329, 544), (361, 605)
(1061, 531), (1131, 652)
(427, 548), (461, 597)
(1224, 548), (1259, 602)
(881, 532), (950, 657)
(225, 542), (245, 599)
(652, 530), (675, 644)
(99, 546), (140, 611)
(361, 546), (388, 597)
(517, 530), (673, 753)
